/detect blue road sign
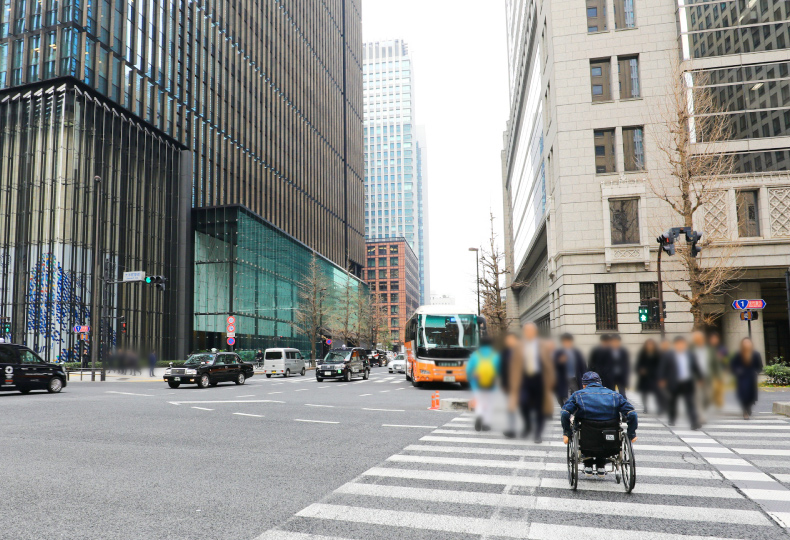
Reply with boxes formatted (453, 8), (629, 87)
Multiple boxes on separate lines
(326, 338), (333, 346)
(227, 337), (235, 346)
(732, 299), (766, 310)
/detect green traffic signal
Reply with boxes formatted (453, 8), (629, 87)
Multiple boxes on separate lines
(145, 276), (153, 283)
(638, 305), (649, 323)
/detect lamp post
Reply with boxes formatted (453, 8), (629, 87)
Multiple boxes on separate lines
(469, 247), (480, 316)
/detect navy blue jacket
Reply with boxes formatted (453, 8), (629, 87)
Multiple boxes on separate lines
(561, 382), (638, 440)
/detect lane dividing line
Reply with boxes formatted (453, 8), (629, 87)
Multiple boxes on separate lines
(237, 395), (255, 398)
(305, 404), (335, 408)
(233, 413), (264, 417)
(359, 394), (372, 397)
(105, 391), (153, 397)
(168, 400), (285, 405)
(294, 419), (339, 424)
(191, 407), (213, 411)
(382, 424), (438, 429)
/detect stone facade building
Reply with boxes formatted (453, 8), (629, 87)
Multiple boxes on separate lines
(502, 0), (790, 359)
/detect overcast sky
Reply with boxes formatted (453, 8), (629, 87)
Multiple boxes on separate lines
(361, 0), (510, 310)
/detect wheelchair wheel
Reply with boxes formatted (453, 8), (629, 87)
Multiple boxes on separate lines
(621, 436), (636, 493)
(567, 432), (579, 490)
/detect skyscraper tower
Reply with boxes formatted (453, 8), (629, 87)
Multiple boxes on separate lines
(363, 40), (429, 304)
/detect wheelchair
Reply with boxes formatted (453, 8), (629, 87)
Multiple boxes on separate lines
(566, 417), (636, 492)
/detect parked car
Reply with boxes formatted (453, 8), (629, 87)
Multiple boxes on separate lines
(0, 342), (67, 394)
(262, 348), (306, 378)
(388, 354), (406, 374)
(367, 349), (385, 367)
(316, 348), (369, 382)
(163, 351), (253, 388)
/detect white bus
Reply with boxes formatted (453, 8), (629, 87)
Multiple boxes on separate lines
(403, 305), (486, 387)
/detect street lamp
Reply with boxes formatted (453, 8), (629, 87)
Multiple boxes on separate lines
(469, 247), (480, 316)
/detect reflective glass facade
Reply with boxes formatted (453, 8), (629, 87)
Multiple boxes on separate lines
(193, 206), (367, 355)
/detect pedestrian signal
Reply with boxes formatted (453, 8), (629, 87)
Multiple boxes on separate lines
(638, 304), (649, 323)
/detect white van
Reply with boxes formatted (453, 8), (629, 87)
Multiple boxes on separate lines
(262, 348), (306, 378)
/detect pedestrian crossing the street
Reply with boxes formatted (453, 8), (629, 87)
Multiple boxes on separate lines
(255, 409), (790, 540)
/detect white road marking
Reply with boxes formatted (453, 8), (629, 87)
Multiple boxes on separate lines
(268, 392), (283, 395)
(168, 400), (284, 405)
(382, 424), (439, 429)
(395, 388), (405, 391)
(191, 407), (213, 411)
(742, 489), (790, 501)
(379, 390), (390, 393)
(362, 407), (404, 412)
(420, 435), (689, 452)
(359, 393), (372, 397)
(362, 467), (540, 487)
(233, 413), (264, 417)
(773, 473), (790, 483)
(294, 419), (339, 424)
(237, 394), (255, 398)
(735, 448), (790, 456)
(305, 404), (335, 408)
(539, 477), (741, 499)
(334, 483), (768, 525)
(294, 389), (308, 392)
(316, 386), (330, 389)
(256, 532), (347, 540)
(105, 391), (153, 397)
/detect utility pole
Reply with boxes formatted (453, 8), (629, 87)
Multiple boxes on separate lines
(469, 247), (480, 316)
(657, 247), (665, 339)
(90, 176), (103, 381)
(785, 268), (790, 344)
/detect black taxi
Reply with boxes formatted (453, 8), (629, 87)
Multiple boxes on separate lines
(163, 351), (254, 388)
(316, 347), (370, 382)
(0, 342), (67, 394)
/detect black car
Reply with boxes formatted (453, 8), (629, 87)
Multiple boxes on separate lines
(316, 348), (369, 382)
(0, 342), (67, 394)
(163, 351), (254, 388)
(367, 349), (386, 367)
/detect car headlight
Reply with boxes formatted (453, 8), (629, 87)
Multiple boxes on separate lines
(164, 368), (171, 375)
(185, 369), (197, 375)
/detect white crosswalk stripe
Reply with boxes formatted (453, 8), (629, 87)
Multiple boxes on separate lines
(255, 413), (787, 539)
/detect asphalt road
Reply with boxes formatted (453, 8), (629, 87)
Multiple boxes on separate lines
(1, 367), (468, 540)
(4, 369), (790, 540)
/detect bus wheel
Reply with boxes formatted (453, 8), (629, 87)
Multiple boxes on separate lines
(405, 368), (412, 382)
(411, 375), (422, 388)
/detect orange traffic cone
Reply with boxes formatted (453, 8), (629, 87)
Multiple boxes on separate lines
(429, 391), (441, 410)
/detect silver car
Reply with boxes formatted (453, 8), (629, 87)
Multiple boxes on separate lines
(388, 354), (406, 374)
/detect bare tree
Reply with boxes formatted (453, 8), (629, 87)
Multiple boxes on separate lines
(328, 270), (358, 347)
(477, 212), (509, 343)
(364, 295), (389, 349)
(647, 63), (742, 327)
(291, 253), (331, 366)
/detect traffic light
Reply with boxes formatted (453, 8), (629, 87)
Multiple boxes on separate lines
(650, 300), (667, 322)
(145, 275), (166, 291)
(638, 303), (649, 323)
(686, 230), (703, 258)
(120, 316), (127, 334)
(1, 317), (9, 335)
(658, 232), (675, 256)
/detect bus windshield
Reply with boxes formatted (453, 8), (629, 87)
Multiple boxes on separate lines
(418, 314), (478, 349)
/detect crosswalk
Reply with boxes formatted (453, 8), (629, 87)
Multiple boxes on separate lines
(255, 406), (790, 540)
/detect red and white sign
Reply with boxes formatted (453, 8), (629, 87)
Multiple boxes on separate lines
(227, 316), (236, 325)
(227, 324), (236, 333)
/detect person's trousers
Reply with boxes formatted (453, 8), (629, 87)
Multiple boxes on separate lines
(473, 390), (495, 427)
(519, 374), (545, 437)
(555, 378), (581, 406)
(611, 378), (628, 399)
(668, 380), (698, 427)
(149, 367), (156, 377)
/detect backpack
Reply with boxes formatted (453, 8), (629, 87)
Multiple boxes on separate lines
(475, 353), (497, 389)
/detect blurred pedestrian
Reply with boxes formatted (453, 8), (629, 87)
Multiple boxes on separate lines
(708, 331), (727, 409)
(509, 322), (554, 444)
(552, 333), (587, 405)
(731, 337), (763, 420)
(255, 349), (264, 368)
(148, 350), (157, 377)
(691, 330), (721, 423)
(500, 332), (522, 438)
(659, 336), (702, 429)
(636, 339), (662, 414)
(129, 349), (141, 375)
(590, 334), (613, 389)
(465, 337), (500, 432)
(608, 334), (631, 398)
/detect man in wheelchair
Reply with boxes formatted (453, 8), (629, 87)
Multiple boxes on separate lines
(561, 371), (638, 477)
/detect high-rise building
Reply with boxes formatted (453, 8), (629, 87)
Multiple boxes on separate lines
(363, 40), (430, 305)
(502, 0), (790, 358)
(364, 237), (420, 351)
(0, 0), (365, 361)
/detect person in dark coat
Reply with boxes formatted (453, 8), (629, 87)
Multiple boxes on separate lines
(552, 333), (587, 405)
(659, 336), (703, 429)
(148, 350), (157, 377)
(589, 334), (613, 388)
(608, 334), (631, 398)
(730, 337), (763, 420)
(636, 339), (662, 414)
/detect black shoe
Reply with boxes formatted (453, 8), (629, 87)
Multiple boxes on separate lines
(482, 425), (491, 432)
(534, 436), (542, 444)
(520, 428), (531, 439)
(503, 430), (516, 439)
(474, 417), (483, 432)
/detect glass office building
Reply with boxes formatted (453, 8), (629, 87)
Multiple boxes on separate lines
(363, 40), (429, 304)
(0, 0), (364, 360)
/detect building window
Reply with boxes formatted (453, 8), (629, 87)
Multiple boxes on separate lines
(609, 198), (640, 245)
(390, 281), (399, 291)
(390, 257), (399, 266)
(390, 269), (399, 279)
(378, 269), (387, 279)
(594, 283), (618, 331)
(736, 190), (761, 237)
(639, 282), (660, 331)
(391, 318), (398, 327)
(367, 270), (375, 280)
(390, 293), (399, 303)
(614, 0), (636, 29)
(391, 330), (400, 340)
(389, 245), (398, 254)
(370, 283), (377, 292)
(380, 293), (388, 304)
(618, 56), (640, 98)
(378, 246), (387, 255)
(590, 59), (611, 101)
(379, 257), (387, 267)
(594, 129), (616, 174)
(367, 246), (375, 256)
(587, 0), (606, 32)
(379, 282), (388, 291)
(367, 257), (376, 267)
(623, 126), (645, 171)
